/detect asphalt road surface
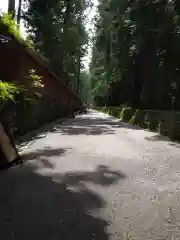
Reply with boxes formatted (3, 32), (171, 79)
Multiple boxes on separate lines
(1, 110), (180, 240)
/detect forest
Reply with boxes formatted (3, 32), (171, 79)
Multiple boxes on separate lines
(3, 0), (180, 110)
(91, 0), (180, 110)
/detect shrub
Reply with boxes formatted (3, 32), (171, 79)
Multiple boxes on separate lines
(120, 107), (134, 122)
(0, 80), (20, 102)
(95, 106), (180, 140)
(129, 110), (145, 127)
(95, 106), (122, 118)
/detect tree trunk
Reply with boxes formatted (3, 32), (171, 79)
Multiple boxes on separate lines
(76, 54), (81, 95)
(131, 53), (144, 108)
(17, 0), (22, 25)
(8, 0), (16, 19)
(63, 1), (72, 87)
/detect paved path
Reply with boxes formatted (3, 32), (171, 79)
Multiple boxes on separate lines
(1, 110), (180, 239)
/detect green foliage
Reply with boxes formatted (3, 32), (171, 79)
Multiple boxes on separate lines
(0, 80), (20, 102)
(90, 0), (180, 111)
(0, 68), (44, 114)
(26, 69), (44, 88)
(24, 36), (34, 49)
(0, 13), (34, 49)
(0, 80), (24, 115)
(21, 69), (44, 102)
(1, 13), (22, 40)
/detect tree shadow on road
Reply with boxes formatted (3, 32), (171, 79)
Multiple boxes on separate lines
(145, 134), (170, 142)
(0, 162), (125, 240)
(20, 147), (70, 169)
(169, 142), (180, 149)
(54, 165), (126, 187)
(2, 147), (70, 170)
(15, 112), (140, 145)
(50, 114), (140, 136)
(16, 119), (64, 150)
(144, 134), (180, 150)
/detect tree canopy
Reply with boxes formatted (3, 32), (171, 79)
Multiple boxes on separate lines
(23, 0), (90, 94)
(5, 0), (92, 101)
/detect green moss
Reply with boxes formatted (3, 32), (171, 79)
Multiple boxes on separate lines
(120, 107), (134, 122)
(95, 107), (180, 141)
(129, 110), (145, 127)
(129, 115), (135, 124)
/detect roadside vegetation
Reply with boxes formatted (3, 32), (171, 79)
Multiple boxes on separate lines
(96, 106), (180, 141)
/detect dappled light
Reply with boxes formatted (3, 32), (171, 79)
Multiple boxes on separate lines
(49, 111), (140, 136)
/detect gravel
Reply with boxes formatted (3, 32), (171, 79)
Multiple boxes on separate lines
(1, 110), (180, 239)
